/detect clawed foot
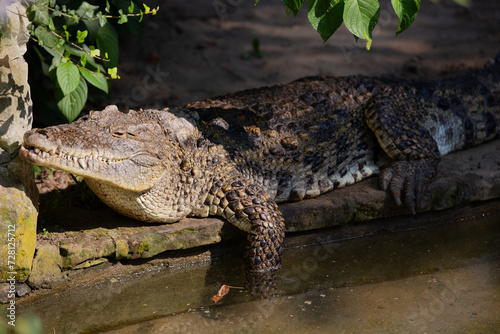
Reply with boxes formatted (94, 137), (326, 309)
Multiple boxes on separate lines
(380, 160), (438, 214)
(245, 270), (282, 298)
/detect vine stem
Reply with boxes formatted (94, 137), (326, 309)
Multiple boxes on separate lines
(30, 35), (114, 80)
(40, 3), (159, 21)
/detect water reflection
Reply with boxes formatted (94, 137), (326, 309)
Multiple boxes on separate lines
(17, 201), (500, 333)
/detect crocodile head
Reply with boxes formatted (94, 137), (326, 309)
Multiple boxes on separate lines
(20, 105), (199, 193)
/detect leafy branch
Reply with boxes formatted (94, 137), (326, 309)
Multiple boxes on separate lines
(24, 0), (159, 122)
(256, 0), (421, 50)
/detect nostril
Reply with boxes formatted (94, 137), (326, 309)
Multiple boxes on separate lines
(112, 130), (126, 138)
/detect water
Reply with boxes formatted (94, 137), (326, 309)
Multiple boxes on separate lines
(17, 201), (500, 333)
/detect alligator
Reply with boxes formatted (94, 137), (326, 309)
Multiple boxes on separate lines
(20, 55), (500, 296)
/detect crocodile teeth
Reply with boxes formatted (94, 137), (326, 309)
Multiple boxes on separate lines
(73, 156), (78, 164)
(78, 158), (87, 169)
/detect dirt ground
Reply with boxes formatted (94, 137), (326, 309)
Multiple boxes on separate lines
(105, 0), (500, 111)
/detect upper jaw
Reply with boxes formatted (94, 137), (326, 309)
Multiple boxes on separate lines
(20, 128), (129, 175)
(19, 144), (125, 174)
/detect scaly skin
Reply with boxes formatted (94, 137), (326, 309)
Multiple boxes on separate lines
(20, 55), (500, 296)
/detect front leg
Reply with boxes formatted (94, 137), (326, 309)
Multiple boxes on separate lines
(365, 93), (441, 214)
(205, 174), (285, 297)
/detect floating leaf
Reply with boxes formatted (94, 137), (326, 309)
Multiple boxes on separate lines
(56, 61), (80, 95)
(211, 285), (230, 303)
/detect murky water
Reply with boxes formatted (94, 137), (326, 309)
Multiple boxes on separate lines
(17, 201), (500, 334)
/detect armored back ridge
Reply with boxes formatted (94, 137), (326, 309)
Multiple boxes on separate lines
(20, 56), (500, 296)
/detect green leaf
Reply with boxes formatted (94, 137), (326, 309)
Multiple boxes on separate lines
(308, 0), (345, 42)
(33, 45), (50, 77)
(34, 26), (59, 49)
(75, 1), (100, 20)
(79, 66), (108, 93)
(118, 9), (128, 24)
(65, 44), (101, 69)
(83, 18), (100, 42)
(107, 67), (120, 79)
(56, 61), (80, 95)
(143, 3), (150, 14)
(80, 53), (87, 67)
(90, 47), (100, 58)
(391, 0), (420, 36)
(52, 5), (61, 17)
(128, 1), (134, 13)
(62, 25), (69, 40)
(48, 17), (56, 31)
(281, 0), (306, 16)
(29, 1), (50, 26)
(56, 77), (88, 122)
(343, 0), (380, 50)
(76, 30), (88, 43)
(96, 25), (119, 68)
(67, 9), (79, 24)
(106, 1), (111, 12)
(56, 38), (65, 49)
(96, 11), (108, 27)
(48, 52), (62, 73)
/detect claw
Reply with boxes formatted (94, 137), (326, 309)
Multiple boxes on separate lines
(380, 159), (438, 213)
(380, 168), (393, 191)
(414, 171), (425, 209)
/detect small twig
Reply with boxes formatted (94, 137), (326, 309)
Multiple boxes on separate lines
(48, 30), (109, 62)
